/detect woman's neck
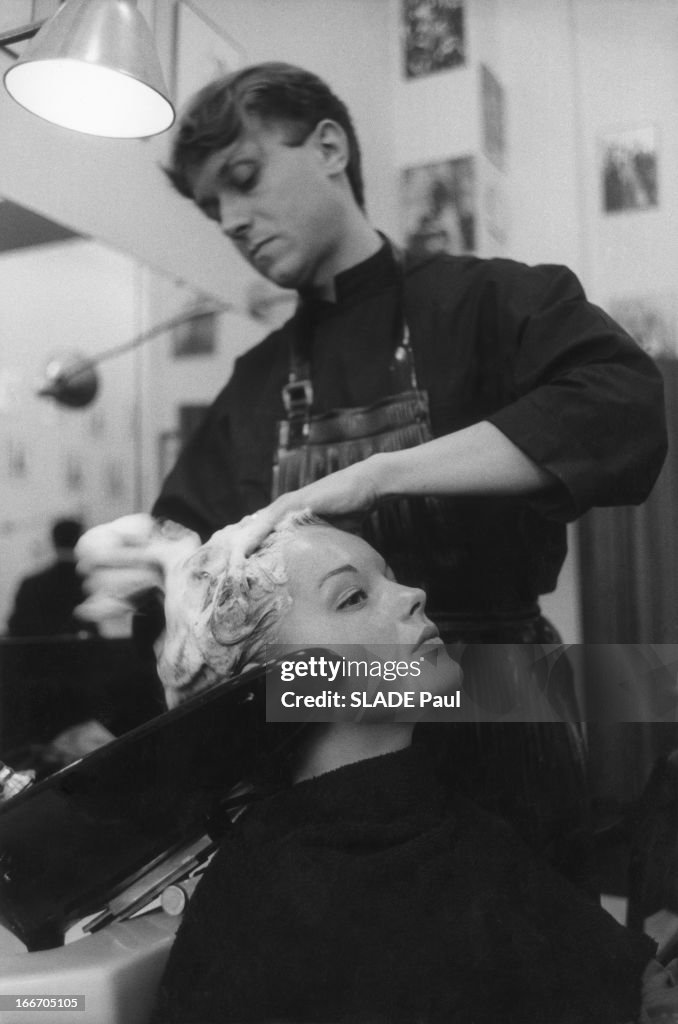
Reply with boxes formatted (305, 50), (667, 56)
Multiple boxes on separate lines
(294, 723), (414, 783)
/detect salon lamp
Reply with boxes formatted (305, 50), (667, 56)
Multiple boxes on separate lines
(36, 304), (229, 409)
(3, 0), (175, 138)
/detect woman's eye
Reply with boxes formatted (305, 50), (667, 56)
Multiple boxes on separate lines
(337, 588), (368, 610)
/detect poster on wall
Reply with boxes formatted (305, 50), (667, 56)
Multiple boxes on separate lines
(608, 294), (676, 359)
(172, 306), (218, 358)
(402, 0), (465, 79)
(64, 452), (84, 493)
(601, 125), (658, 214)
(400, 157), (475, 257)
(480, 64), (506, 171)
(158, 431), (182, 488)
(484, 181), (509, 249)
(104, 459), (127, 502)
(7, 437), (27, 479)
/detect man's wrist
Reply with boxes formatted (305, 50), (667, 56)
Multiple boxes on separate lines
(366, 450), (400, 501)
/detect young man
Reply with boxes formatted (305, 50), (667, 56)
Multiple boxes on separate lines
(150, 63), (665, 596)
(78, 62), (667, 877)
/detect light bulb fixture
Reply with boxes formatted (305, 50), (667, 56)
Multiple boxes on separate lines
(3, 0), (175, 138)
(36, 303), (230, 409)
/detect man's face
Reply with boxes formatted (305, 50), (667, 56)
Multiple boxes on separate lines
(189, 116), (347, 290)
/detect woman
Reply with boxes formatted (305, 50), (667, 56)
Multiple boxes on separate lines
(151, 513), (659, 1024)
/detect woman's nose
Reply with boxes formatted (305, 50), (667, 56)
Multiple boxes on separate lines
(395, 583), (427, 618)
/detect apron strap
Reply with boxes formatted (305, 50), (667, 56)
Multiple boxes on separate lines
(281, 236), (420, 421)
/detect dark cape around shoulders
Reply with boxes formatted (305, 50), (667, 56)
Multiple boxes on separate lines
(152, 745), (654, 1024)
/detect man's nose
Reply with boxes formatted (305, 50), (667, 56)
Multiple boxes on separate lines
(218, 195), (251, 239)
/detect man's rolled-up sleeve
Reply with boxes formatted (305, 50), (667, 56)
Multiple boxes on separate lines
(152, 380), (240, 539)
(485, 261), (668, 521)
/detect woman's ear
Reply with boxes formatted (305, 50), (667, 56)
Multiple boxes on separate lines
(309, 118), (349, 177)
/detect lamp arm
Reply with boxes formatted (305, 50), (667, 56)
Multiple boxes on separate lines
(0, 21), (45, 48)
(77, 302), (232, 374)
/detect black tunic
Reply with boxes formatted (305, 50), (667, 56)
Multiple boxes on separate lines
(153, 245), (667, 623)
(152, 745), (655, 1024)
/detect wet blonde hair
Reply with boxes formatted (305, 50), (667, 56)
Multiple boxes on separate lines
(157, 511), (322, 707)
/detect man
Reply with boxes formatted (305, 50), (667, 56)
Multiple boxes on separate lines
(78, 62), (666, 877)
(8, 518), (97, 638)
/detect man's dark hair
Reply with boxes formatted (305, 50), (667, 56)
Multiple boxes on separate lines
(51, 518), (83, 551)
(166, 62), (365, 210)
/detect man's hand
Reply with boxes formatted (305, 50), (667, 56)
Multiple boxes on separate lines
(75, 514), (201, 627)
(222, 456), (381, 572)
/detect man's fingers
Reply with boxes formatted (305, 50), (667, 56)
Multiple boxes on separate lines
(75, 594), (136, 623)
(225, 509), (284, 574)
(77, 546), (162, 573)
(76, 514), (159, 570)
(82, 566), (164, 600)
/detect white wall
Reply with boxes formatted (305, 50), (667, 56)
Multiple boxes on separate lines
(380, 0), (678, 641)
(573, 0), (678, 307)
(0, 240), (145, 626)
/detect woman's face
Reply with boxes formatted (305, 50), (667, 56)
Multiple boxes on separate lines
(275, 526), (458, 692)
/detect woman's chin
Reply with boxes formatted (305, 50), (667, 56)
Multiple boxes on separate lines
(417, 642), (463, 695)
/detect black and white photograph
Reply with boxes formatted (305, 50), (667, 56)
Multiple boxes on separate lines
(602, 124), (659, 213)
(401, 156), (475, 256)
(480, 63), (506, 170)
(609, 294), (677, 360)
(171, 305), (218, 358)
(1, 2), (678, 1023)
(401, 0), (465, 79)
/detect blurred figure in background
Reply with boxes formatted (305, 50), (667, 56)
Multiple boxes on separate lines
(7, 518), (98, 638)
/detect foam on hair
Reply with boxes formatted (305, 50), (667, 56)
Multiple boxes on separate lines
(157, 510), (323, 707)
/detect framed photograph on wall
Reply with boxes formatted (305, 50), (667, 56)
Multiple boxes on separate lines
(484, 181), (509, 249)
(400, 156), (475, 257)
(608, 294), (676, 359)
(172, 306), (218, 359)
(601, 125), (658, 214)
(158, 431), (182, 488)
(402, 0), (465, 79)
(7, 437), (27, 479)
(480, 64), (506, 171)
(64, 452), (83, 493)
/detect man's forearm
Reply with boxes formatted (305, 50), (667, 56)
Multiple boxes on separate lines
(372, 420), (555, 499)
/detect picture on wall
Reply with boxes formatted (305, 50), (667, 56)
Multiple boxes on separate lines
(480, 64), (506, 170)
(608, 294), (676, 359)
(601, 125), (658, 214)
(402, 0), (465, 79)
(484, 181), (508, 248)
(104, 459), (126, 502)
(7, 437), (27, 479)
(64, 452), (84, 493)
(400, 157), (475, 257)
(172, 306), (218, 359)
(158, 431), (182, 488)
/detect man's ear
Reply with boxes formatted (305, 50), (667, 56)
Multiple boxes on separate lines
(308, 118), (349, 177)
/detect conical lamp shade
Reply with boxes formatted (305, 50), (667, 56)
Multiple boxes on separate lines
(4, 0), (175, 138)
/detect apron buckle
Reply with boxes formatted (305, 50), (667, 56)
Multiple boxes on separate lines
(281, 379), (314, 419)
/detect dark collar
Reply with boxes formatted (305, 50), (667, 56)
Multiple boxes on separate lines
(299, 237), (400, 310)
(244, 744), (445, 832)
